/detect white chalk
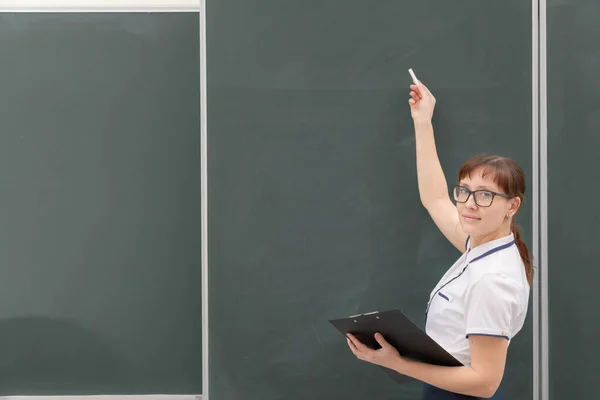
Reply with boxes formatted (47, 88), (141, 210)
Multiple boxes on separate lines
(408, 68), (418, 84)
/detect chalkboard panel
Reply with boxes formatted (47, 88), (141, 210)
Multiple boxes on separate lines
(0, 13), (201, 395)
(548, 0), (600, 398)
(208, 1), (532, 399)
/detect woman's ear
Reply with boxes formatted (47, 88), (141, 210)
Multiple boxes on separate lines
(509, 197), (522, 216)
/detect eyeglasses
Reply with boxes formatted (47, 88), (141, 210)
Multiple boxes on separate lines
(452, 185), (512, 207)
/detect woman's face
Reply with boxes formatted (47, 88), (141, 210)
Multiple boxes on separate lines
(455, 168), (520, 239)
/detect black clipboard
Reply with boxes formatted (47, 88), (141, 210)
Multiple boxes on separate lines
(329, 309), (463, 384)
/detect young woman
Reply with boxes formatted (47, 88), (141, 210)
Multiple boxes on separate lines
(346, 81), (532, 400)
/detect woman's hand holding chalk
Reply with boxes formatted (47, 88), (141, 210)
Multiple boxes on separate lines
(407, 69), (436, 122)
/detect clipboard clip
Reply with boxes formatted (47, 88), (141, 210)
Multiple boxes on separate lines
(348, 311), (379, 318)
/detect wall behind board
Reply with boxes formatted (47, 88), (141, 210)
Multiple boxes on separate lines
(0, 12), (201, 396)
(207, 1), (532, 399)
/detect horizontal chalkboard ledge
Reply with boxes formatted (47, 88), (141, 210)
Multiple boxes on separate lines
(0, 396), (202, 400)
(0, 0), (199, 12)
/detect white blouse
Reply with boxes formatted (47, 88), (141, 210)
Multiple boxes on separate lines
(424, 233), (530, 365)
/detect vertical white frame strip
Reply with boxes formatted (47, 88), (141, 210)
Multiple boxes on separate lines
(199, 1), (209, 400)
(539, 0), (549, 397)
(533, 0), (549, 397)
(532, 0), (540, 397)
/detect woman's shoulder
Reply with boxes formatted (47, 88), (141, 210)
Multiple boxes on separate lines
(466, 260), (530, 305)
(469, 245), (527, 283)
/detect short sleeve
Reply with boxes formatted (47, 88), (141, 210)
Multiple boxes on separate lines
(465, 273), (519, 340)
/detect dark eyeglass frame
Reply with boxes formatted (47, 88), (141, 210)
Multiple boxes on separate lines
(452, 185), (512, 207)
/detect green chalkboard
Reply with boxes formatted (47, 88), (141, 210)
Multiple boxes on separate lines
(548, 0), (600, 398)
(0, 13), (201, 395)
(208, 1), (532, 399)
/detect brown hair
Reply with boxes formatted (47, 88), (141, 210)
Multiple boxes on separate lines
(458, 154), (534, 287)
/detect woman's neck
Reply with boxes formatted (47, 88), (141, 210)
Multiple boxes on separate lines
(469, 225), (512, 249)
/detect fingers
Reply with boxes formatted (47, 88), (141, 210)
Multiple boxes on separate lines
(409, 85), (421, 98)
(346, 336), (359, 354)
(346, 335), (364, 360)
(346, 333), (367, 352)
(409, 84), (424, 107)
(417, 82), (433, 98)
(408, 85), (421, 107)
(347, 334), (372, 362)
(408, 81), (435, 111)
(410, 82), (432, 97)
(374, 332), (389, 348)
